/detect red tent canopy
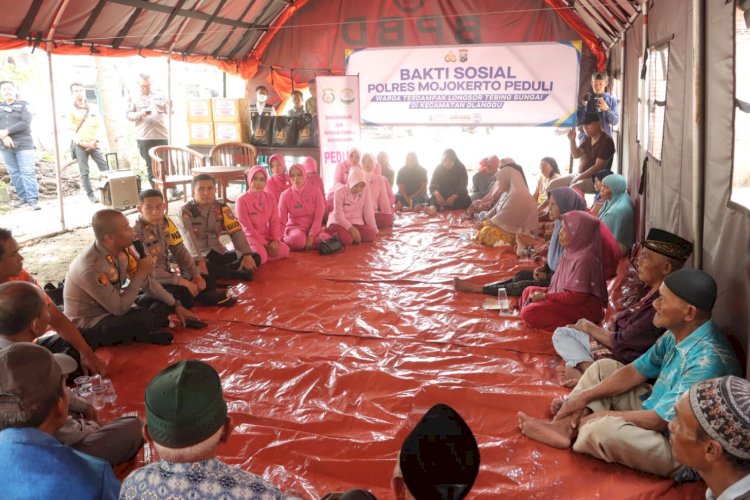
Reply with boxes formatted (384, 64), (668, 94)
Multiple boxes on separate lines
(0, 1), (641, 93)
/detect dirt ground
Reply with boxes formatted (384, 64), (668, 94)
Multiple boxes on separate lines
(20, 226), (95, 285)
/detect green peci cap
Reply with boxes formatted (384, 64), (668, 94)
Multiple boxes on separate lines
(145, 360), (227, 448)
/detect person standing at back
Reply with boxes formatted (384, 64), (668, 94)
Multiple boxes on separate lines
(249, 85), (276, 117)
(0, 80), (40, 210)
(68, 82), (109, 203)
(126, 73), (171, 188)
(305, 78), (317, 115)
(575, 71), (619, 143)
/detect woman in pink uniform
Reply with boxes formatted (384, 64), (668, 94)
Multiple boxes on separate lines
(327, 167), (378, 246)
(327, 148), (361, 212)
(302, 156), (325, 200)
(236, 165), (290, 264)
(362, 153), (394, 229)
(264, 154), (291, 204)
(279, 163), (329, 251)
(520, 210), (607, 331)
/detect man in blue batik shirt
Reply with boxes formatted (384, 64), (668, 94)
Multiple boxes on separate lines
(0, 343), (120, 499)
(518, 268), (740, 479)
(120, 359), (287, 500)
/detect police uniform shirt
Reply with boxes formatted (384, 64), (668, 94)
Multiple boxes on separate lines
(125, 91), (169, 140)
(63, 241), (176, 329)
(132, 216), (199, 285)
(179, 200), (253, 259)
(0, 99), (33, 151)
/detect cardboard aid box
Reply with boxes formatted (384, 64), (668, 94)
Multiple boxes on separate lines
(188, 121), (215, 145)
(186, 99), (212, 122)
(212, 98), (248, 122)
(214, 122), (249, 143)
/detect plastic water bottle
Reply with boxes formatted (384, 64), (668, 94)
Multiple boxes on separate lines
(497, 288), (510, 315)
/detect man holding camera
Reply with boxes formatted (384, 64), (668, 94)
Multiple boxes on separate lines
(575, 71), (619, 142)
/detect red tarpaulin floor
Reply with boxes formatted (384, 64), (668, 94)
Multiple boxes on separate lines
(95, 211), (704, 499)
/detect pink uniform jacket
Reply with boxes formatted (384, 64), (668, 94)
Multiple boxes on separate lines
(331, 148), (361, 194)
(328, 167), (377, 231)
(264, 154), (291, 204)
(366, 171), (393, 215)
(278, 182), (325, 237)
(373, 160), (395, 205)
(302, 157), (326, 200)
(237, 166), (282, 245)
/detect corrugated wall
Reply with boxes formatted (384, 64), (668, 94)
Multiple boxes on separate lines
(703, 0), (750, 369)
(622, 0), (749, 369)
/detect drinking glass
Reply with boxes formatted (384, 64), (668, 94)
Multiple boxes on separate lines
(102, 379), (117, 404)
(77, 387), (92, 404)
(74, 376), (92, 391)
(90, 384), (106, 410)
(497, 288), (510, 315)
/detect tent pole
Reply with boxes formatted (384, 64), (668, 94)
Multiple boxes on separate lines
(167, 56), (173, 144)
(47, 48), (66, 231)
(691, 0), (705, 268)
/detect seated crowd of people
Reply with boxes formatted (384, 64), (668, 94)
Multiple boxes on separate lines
(0, 107), (748, 499)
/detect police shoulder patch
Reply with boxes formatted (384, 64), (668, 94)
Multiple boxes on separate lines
(96, 273), (109, 287)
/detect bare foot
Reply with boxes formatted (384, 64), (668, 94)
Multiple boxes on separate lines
(560, 366), (583, 388)
(518, 412), (574, 449)
(550, 397), (565, 417)
(555, 364), (568, 384)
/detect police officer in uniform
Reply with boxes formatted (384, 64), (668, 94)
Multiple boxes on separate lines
(180, 174), (260, 284)
(64, 209), (199, 347)
(133, 189), (235, 308)
(0, 80), (40, 210)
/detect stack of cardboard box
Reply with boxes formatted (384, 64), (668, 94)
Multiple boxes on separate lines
(187, 98), (249, 146)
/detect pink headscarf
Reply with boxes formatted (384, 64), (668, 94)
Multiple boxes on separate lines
(302, 156), (325, 200)
(288, 163), (305, 193)
(548, 210), (608, 302)
(268, 153), (290, 188)
(362, 153), (380, 181)
(599, 220), (622, 280)
(245, 165), (270, 210)
(348, 166), (366, 191)
(269, 154), (287, 174)
(346, 147), (361, 168)
(302, 156), (317, 175)
(265, 155), (291, 203)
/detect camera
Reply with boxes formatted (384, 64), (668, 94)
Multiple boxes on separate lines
(583, 93), (602, 114)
